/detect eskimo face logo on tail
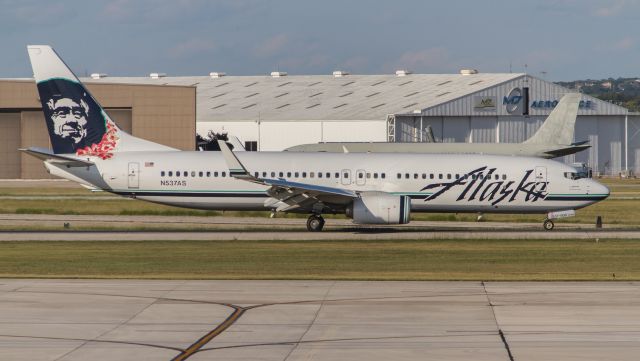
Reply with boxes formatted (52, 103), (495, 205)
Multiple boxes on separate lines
(420, 166), (548, 206)
(38, 78), (118, 159)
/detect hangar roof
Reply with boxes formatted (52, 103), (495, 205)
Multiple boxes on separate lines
(85, 73), (525, 121)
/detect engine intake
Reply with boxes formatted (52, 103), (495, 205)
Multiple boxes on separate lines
(346, 192), (411, 224)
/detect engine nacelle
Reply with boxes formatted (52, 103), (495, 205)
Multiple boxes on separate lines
(346, 192), (411, 225)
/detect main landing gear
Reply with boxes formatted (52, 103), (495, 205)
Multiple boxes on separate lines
(543, 219), (554, 231)
(306, 214), (325, 232)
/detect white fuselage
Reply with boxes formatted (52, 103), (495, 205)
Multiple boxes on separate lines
(46, 151), (609, 215)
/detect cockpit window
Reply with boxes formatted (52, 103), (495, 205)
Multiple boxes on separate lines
(564, 171), (586, 180)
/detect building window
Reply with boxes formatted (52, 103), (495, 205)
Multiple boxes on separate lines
(245, 141), (258, 151)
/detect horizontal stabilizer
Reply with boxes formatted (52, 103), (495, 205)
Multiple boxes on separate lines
(20, 147), (94, 167)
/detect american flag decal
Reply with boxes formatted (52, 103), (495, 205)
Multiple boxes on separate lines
(145, 162), (154, 167)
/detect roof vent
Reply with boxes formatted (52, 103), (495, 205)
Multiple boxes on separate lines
(270, 71), (288, 77)
(209, 72), (226, 78)
(332, 70), (349, 77)
(149, 72), (167, 79)
(460, 69), (478, 75)
(90, 73), (107, 79)
(395, 70), (412, 77)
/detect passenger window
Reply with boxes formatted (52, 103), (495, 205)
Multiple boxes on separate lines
(358, 173), (363, 179)
(221, 171), (226, 177)
(199, 171), (203, 177)
(254, 172), (259, 177)
(318, 172), (323, 178)
(161, 171), (165, 177)
(374, 173), (378, 179)
(295, 172), (299, 178)
(214, 171), (218, 177)
(381, 173), (386, 179)
(455, 174), (459, 179)
(262, 172), (267, 177)
(191, 171), (196, 177)
(413, 173), (418, 179)
(405, 173), (409, 179)
(502, 174), (506, 180)
(438, 174), (443, 179)
(422, 173), (426, 179)
(279, 171), (284, 177)
(430, 174), (434, 179)
(271, 171), (276, 177)
(287, 172), (292, 177)
(184, 171), (188, 177)
(343, 172), (349, 178)
(310, 172), (314, 178)
(335, 172), (339, 178)
(206, 171), (211, 177)
(168, 171), (172, 177)
(397, 173), (401, 179)
(447, 174), (451, 179)
(302, 172), (307, 178)
(366, 173), (371, 179)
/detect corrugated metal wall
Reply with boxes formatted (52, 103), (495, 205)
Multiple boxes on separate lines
(395, 76), (631, 175)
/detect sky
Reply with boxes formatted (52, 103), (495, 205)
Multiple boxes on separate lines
(1, 0), (639, 81)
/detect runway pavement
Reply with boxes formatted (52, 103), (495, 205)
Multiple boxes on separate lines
(0, 214), (638, 240)
(1, 280), (639, 361)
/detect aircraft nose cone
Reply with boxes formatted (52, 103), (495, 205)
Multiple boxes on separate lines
(592, 180), (610, 200)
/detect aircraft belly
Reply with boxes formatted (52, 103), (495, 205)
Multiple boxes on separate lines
(137, 196), (268, 211)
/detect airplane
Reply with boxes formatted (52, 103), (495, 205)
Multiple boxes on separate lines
(285, 93), (590, 159)
(22, 45), (609, 232)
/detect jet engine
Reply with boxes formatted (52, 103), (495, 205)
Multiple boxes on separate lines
(346, 192), (411, 224)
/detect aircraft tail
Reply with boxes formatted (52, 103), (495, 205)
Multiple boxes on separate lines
(523, 93), (581, 145)
(27, 45), (175, 158)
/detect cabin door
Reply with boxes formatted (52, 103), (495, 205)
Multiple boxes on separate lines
(128, 162), (140, 189)
(534, 166), (547, 192)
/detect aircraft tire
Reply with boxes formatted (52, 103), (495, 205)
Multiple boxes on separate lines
(543, 219), (554, 231)
(306, 215), (325, 232)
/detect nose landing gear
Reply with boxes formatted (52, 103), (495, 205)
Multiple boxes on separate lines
(306, 214), (325, 232)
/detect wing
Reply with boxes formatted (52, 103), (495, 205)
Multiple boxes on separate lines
(217, 140), (357, 213)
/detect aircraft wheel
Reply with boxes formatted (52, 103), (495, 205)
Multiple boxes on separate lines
(543, 219), (554, 231)
(306, 215), (325, 232)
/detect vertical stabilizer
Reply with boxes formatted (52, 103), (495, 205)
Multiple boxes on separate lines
(523, 93), (581, 145)
(27, 45), (175, 157)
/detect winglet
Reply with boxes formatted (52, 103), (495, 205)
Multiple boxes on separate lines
(217, 140), (257, 180)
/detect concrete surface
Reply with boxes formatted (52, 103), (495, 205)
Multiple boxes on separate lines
(0, 214), (636, 241)
(0, 280), (639, 360)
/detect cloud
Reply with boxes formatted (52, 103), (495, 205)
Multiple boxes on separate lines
(167, 38), (215, 59)
(393, 48), (450, 72)
(592, 0), (627, 17)
(254, 34), (290, 58)
(613, 37), (634, 50)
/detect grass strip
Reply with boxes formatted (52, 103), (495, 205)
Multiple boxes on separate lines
(0, 239), (638, 281)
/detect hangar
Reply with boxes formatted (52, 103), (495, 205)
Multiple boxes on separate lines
(0, 70), (637, 178)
